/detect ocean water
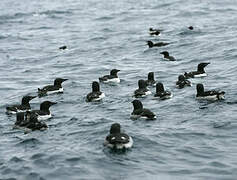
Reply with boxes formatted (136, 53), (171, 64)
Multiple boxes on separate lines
(1, 0), (237, 179)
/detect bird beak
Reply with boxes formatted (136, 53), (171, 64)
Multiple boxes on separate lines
(204, 63), (210, 67)
(31, 96), (37, 100)
(62, 79), (68, 82)
(51, 102), (57, 105)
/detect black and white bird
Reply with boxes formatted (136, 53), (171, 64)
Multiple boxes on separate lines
(131, 100), (156, 120)
(14, 111), (47, 131)
(145, 72), (156, 87)
(99, 69), (120, 83)
(160, 51), (176, 61)
(38, 78), (68, 96)
(86, 81), (105, 102)
(134, 79), (151, 98)
(184, 63), (210, 78)
(176, 75), (192, 89)
(104, 123), (133, 150)
(154, 83), (172, 100)
(147, 40), (169, 48)
(31, 101), (57, 120)
(196, 83), (225, 100)
(6, 96), (36, 114)
(149, 28), (161, 36)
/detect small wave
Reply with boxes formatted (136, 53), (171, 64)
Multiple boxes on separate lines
(213, 121), (231, 128)
(94, 16), (114, 21)
(16, 138), (42, 147)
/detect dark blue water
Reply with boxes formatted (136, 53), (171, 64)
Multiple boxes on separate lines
(1, 0), (237, 179)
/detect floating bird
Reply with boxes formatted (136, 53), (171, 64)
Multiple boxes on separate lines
(31, 101), (57, 120)
(134, 79), (151, 98)
(188, 26), (194, 30)
(86, 81), (105, 102)
(160, 51), (176, 61)
(131, 100), (156, 120)
(149, 28), (161, 36)
(104, 123), (133, 150)
(147, 40), (169, 48)
(145, 72), (156, 87)
(184, 62), (210, 78)
(99, 69), (120, 83)
(59, 45), (67, 50)
(196, 84), (225, 100)
(154, 83), (172, 100)
(38, 78), (68, 96)
(6, 96), (36, 114)
(14, 111), (47, 131)
(176, 75), (192, 89)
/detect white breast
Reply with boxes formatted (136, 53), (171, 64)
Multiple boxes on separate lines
(47, 88), (64, 94)
(104, 137), (133, 149)
(104, 78), (120, 83)
(37, 114), (52, 120)
(93, 93), (105, 101)
(6, 109), (27, 114)
(130, 114), (141, 120)
(196, 95), (218, 101)
(194, 73), (207, 78)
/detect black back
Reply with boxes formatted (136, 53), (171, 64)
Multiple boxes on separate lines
(132, 100), (143, 110)
(196, 84), (204, 95)
(110, 123), (121, 134)
(92, 81), (100, 92)
(160, 51), (169, 57)
(148, 72), (154, 81)
(138, 79), (147, 89)
(156, 83), (164, 93)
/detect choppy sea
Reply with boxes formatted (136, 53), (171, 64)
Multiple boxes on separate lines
(1, 0), (237, 179)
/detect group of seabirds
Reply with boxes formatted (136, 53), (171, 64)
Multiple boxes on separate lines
(6, 26), (226, 151)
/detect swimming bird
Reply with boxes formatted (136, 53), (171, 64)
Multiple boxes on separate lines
(15, 111), (47, 131)
(196, 84), (225, 100)
(99, 69), (120, 83)
(6, 96), (36, 114)
(176, 75), (192, 89)
(160, 51), (176, 61)
(86, 81), (105, 102)
(31, 101), (57, 120)
(154, 83), (172, 100)
(188, 26), (194, 30)
(145, 72), (156, 87)
(147, 40), (169, 48)
(184, 62), (210, 78)
(59, 45), (67, 50)
(134, 79), (151, 98)
(104, 123), (133, 150)
(149, 28), (161, 36)
(38, 78), (68, 96)
(131, 100), (156, 120)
